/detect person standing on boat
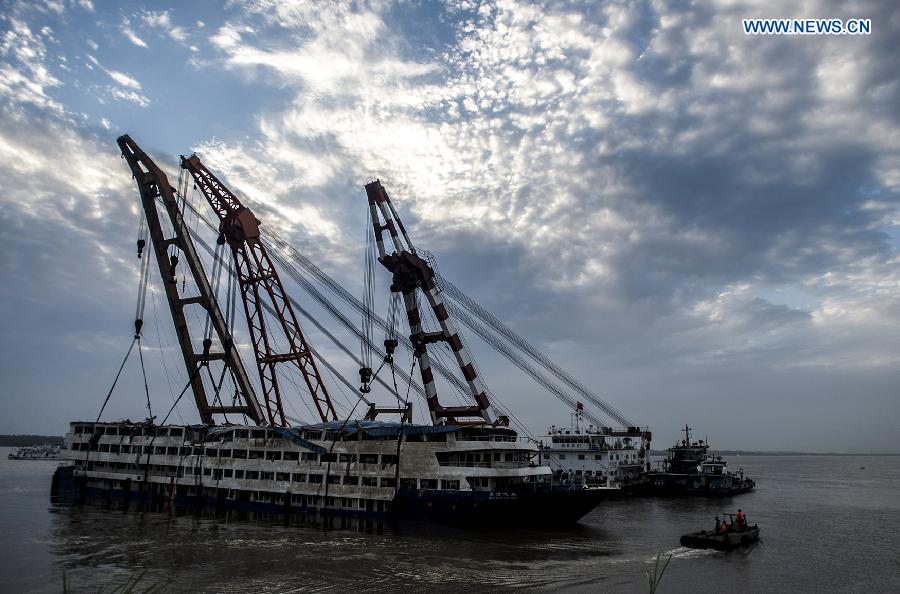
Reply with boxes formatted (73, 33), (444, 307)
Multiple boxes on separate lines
(720, 519), (729, 533)
(736, 509), (746, 526)
(714, 516), (721, 533)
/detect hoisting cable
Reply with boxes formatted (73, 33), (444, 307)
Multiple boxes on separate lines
(359, 212), (375, 394)
(94, 338), (137, 423)
(392, 357), (417, 492)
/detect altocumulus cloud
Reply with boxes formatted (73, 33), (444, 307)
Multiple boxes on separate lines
(0, 0), (897, 452)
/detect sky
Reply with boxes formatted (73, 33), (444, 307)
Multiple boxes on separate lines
(0, 0), (897, 453)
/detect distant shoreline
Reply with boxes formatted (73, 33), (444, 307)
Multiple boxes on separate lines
(650, 450), (899, 457)
(0, 435), (64, 447)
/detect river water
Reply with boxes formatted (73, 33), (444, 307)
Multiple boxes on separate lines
(1, 448), (898, 592)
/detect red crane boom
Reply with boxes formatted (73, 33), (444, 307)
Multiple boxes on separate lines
(181, 154), (337, 426)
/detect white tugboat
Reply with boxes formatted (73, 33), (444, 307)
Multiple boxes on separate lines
(539, 407), (651, 489)
(9, 444), (63, 460)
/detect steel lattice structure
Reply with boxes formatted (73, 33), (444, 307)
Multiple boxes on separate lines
(117, 135), (264, 425)
(365, 180), (507, 426)
(181, 154), (336, 426)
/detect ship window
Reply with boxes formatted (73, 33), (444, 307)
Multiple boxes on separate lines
(192, 447), (203, 455)
(505, 453), (513, 462)
(110, 444), (120, 453)
(302, 431), (321, 440)
(578, 454), (585, 460)
(493, 453), (500, 461)
(442, 480), (459, 490)
(245, 471), (260, 480)
(426, 434), (447, 442)
(121, 445), (131, 454)
(232, 449), (247, 459)
(283, 451), (299, 461)
(595, 455), (602, 460)
(400, 478), (417, 489)
(327, 475), (340, 484)
(301, 452), (318, 462)
(234, 470), (244, 479)
(380, 454), (398, 466)
(219, 449), (231, 458)
(276, 473), (290, 482)
(292, 473), (306, 483)
(223, 469), (233, 478)
(234, 430), (249, 439)
(359, 454), (378, 464)
(362, 476), (378, 487)
(170, 428), (183, 437)
(203, 468), (212, 476)
(260, 472), (274, 481)
(339, 453), (355, 463)
(309, 474), (323, 484)
(344, 475), (359, 486)
(154, 447), (166, 455)
(249, 450), (263, 459)
(421, 479), (438, 489)
(251, 430), (267, 439)
(265, 451), (282, 461)
(380, 477), (397, 488)
(559, 454), (566, 460)
(321, 453), (338, 463)
(74, 426), (84, 434)
(99, 444), (110, 452)
(205, 448), (217, 458)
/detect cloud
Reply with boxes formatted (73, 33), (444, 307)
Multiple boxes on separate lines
(122, 20), (148, 48)
(0, 1), (898, 449)
(0, 17), (64, 114)
(141, 9), (188, 43)
(197, 0), (900, 380)
(85, 54), (149, 106)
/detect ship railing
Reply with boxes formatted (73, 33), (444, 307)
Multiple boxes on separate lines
(436, 461), (534, 469)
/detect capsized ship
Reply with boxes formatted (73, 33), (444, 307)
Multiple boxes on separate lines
(645, 425), (755, 496)
(54, 420), (609, 525)
(52, 136), (613, 526)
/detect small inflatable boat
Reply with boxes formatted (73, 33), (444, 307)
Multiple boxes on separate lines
(680, 525), (759, 551)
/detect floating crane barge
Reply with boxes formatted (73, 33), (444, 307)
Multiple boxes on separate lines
(51, 136), (615, 526)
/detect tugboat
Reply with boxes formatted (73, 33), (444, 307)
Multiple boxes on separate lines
(646, 426), (755, 496)
(8, 444), (63, 460)
(681, 513), (760, 551)
(538, 408), (651, 490)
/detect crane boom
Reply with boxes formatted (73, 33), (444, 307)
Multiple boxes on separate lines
(365, 180), (506, 426)
(180, 154), (336, 426)
(117, 135), (264, 425)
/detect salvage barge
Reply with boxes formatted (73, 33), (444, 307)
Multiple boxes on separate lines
(52, 421), (611, 525)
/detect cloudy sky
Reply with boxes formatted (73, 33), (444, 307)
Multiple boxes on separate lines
(0, 0), (897, 452)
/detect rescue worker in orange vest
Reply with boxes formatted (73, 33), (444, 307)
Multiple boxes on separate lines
(720, 519), (729, 533)
(736, 509), (746, 526)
